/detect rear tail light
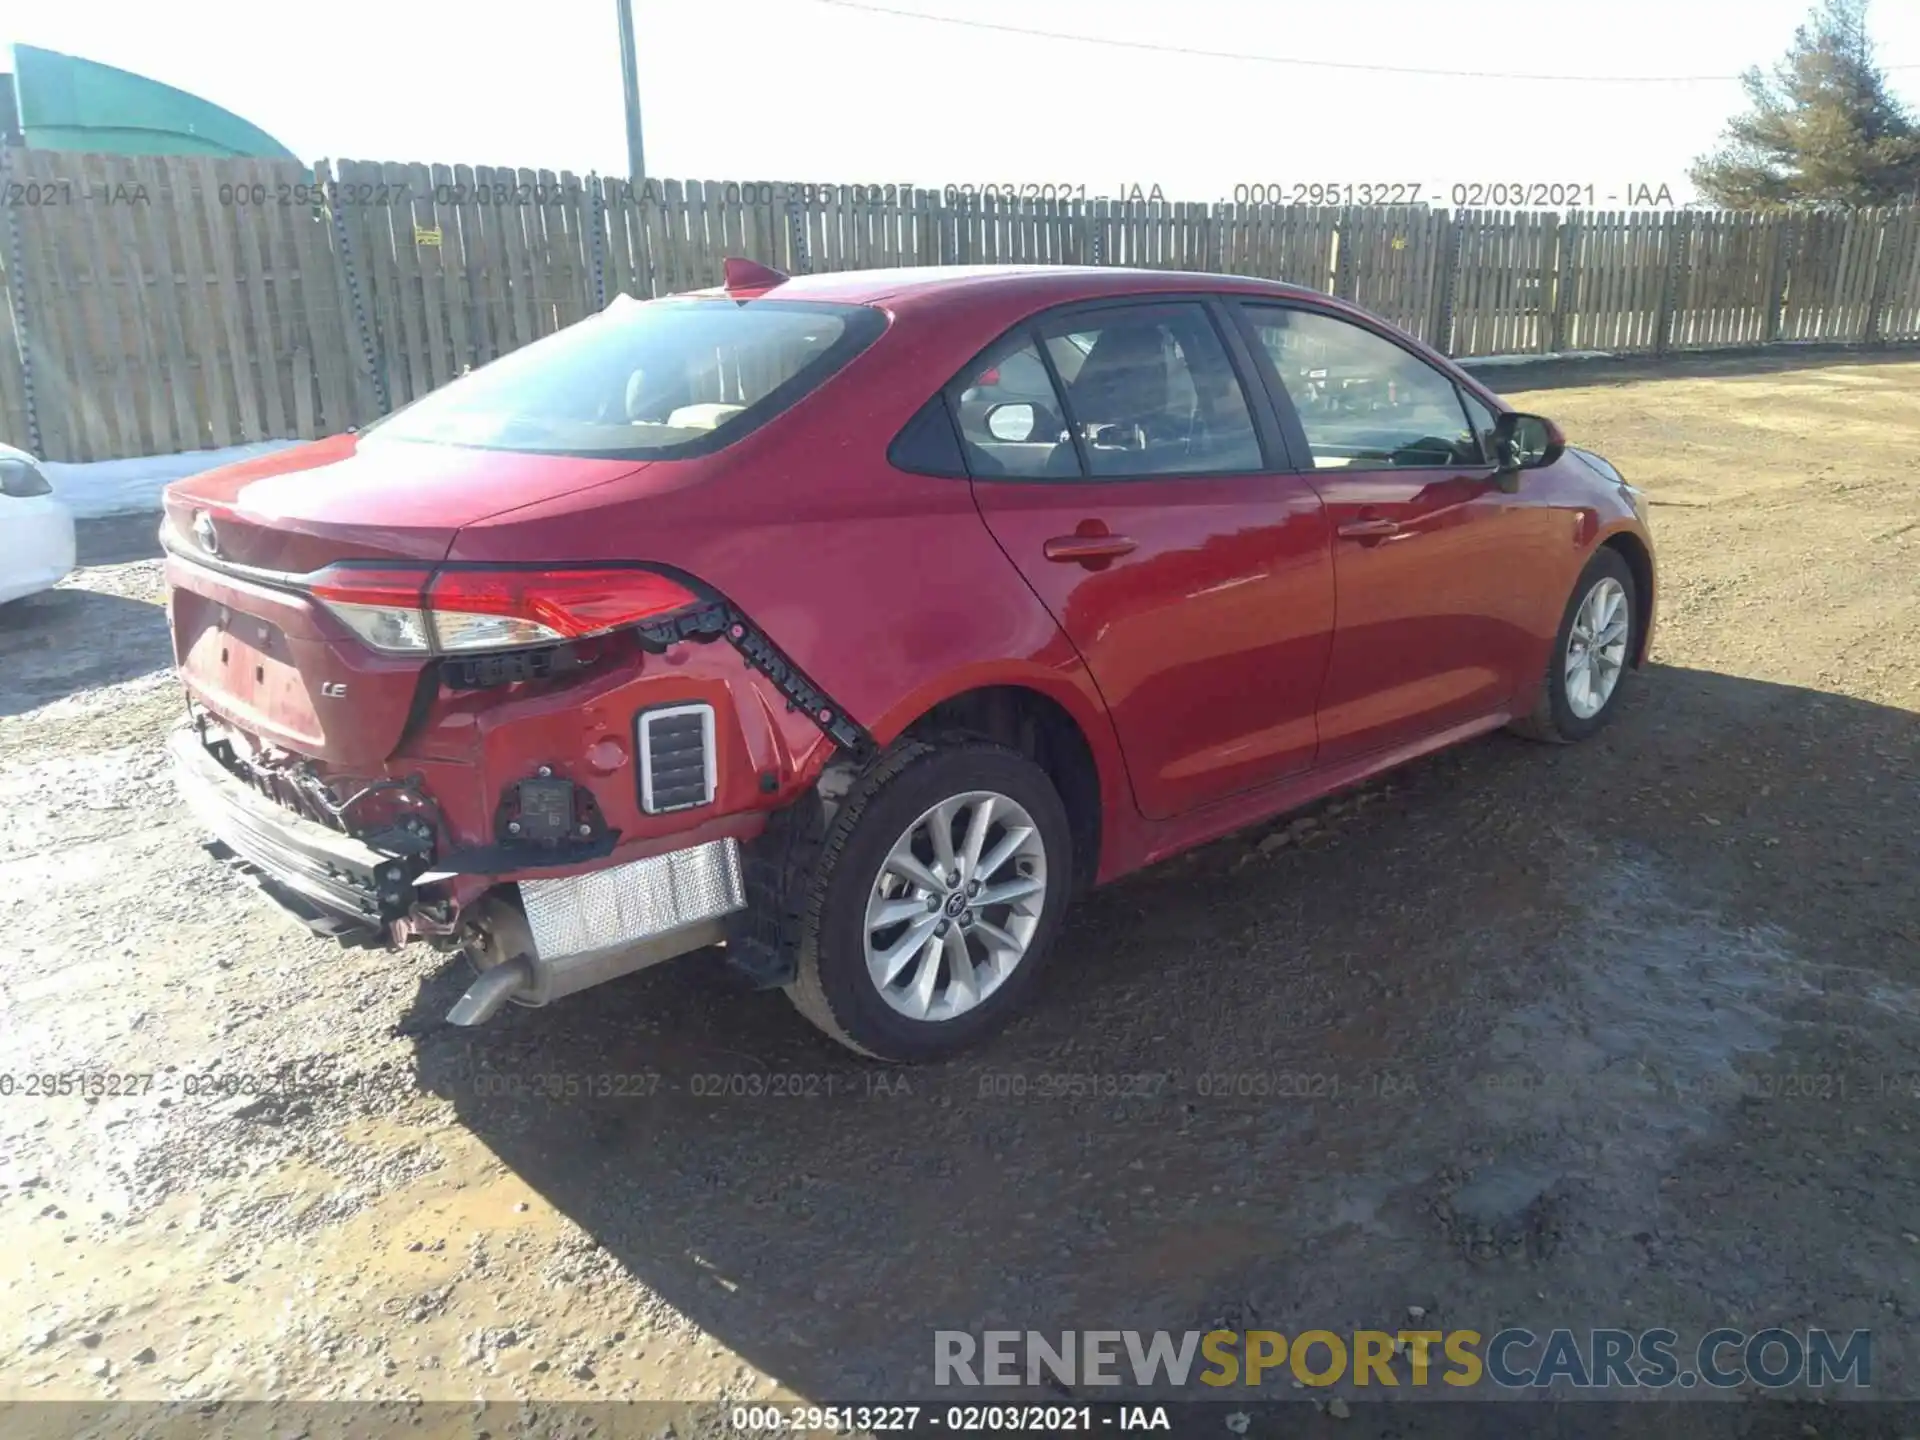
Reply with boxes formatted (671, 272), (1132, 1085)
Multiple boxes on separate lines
(307, 569), (432, 652)
(308, 566), (698, 655)
(426, 569), (697, 652)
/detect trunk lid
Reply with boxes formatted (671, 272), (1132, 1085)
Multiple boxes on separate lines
(162, 433), (648, 572)
(163, 434), (648, 768)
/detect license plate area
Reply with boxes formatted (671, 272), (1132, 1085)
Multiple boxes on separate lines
(176, 590), (324, 748)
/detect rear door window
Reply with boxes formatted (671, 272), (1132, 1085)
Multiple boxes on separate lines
(950, 335), (1083, 478)
(1039, 304), (1263, 478)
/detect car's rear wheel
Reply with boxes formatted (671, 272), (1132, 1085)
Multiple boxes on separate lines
(1512, 547), (1638, 743)
(784, 738), (1072, 1061)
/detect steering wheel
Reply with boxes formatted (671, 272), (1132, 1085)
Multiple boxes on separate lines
(1388, 435), (1458, 468)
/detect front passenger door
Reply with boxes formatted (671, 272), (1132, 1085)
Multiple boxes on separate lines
(1237, 303), (1539, 767)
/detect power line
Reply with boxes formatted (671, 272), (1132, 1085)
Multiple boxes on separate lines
(807, 0), (1920, 83)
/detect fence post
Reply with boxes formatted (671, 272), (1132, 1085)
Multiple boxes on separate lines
(1655, 210), (1691, 355)
(1764, 210), (1792, 343)
(758, 184), (781, 277)
(786, 188), (812, 275)
(1548, 212), (1575, 354)
(1431, 211), (1463, 357)
(320, 160), (388, 419)
(1861, 208), (1893, 346)
(587, 174), (607, 309)
(1332, 206), (1357, 300)
(1889, 208), (1920, 342)
(917, 189), (939, 267)
(0, 139), (41, 457)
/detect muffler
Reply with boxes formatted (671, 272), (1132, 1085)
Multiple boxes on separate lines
(446, 838), (745, 1026)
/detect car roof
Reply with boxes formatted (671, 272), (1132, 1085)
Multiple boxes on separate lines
(682, 264), (1325, 310)
(666, 262), (1489, 401)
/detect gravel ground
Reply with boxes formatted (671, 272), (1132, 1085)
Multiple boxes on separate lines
(1, 354), (1917, 1430)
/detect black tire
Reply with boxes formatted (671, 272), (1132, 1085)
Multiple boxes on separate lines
(783, 737), (1073, 1062)
(1511, 547), (1638, 744)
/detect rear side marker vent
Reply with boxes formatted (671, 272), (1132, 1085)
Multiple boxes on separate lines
(638, 704), (716, 814)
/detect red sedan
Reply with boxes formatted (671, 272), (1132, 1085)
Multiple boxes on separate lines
(162, 260), (1654, 1061)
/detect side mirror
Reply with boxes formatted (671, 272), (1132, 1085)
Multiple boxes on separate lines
(985, 402), (1038, 443)
(1491, 411), (1567, 487)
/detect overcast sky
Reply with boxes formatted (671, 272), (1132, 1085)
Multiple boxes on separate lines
(7, 0), (1920, 204)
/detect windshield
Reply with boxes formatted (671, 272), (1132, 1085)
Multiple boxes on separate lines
(364, 297), (886, 457)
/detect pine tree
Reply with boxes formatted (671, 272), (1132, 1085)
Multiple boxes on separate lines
(1691, 0), (1920, 207)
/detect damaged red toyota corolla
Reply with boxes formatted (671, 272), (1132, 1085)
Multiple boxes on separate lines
(163, 259), (1655, 1061)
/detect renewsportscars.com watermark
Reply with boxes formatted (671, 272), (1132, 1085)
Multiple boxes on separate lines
(935, 1328), (1872, 1391)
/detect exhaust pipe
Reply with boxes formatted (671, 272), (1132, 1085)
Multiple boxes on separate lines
(444, 841), (744, 1026)
(446, 955), (534, 1026)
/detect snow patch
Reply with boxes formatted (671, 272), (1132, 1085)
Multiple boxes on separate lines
(42, 441), (305, 519)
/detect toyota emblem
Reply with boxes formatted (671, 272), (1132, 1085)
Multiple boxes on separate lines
(193, 511), (219, 555)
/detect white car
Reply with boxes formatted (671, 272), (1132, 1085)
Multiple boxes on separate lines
(0, 442), (76, 605)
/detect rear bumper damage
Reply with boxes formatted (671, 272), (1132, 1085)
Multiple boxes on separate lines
(163, 543), (878, 1024)
(171, 724), (749, 1024)
(170, 725), (421, 940)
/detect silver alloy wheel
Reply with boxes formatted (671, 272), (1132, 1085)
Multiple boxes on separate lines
(863, 789), (1047, 1022)
(1565, 575), (1630, 720)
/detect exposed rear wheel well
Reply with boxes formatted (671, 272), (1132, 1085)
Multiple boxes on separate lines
(904, 686), (1102, 894)
(1601, 532), (1655, 666)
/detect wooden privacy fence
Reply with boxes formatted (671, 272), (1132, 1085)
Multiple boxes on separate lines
(4, 147), (1920, 462)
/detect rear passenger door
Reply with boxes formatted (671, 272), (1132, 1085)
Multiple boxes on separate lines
(958, 299), (1335, 820)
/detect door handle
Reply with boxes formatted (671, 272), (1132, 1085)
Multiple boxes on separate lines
(1044, 534), (1138, 564)
(1337, 517), (1404, 540)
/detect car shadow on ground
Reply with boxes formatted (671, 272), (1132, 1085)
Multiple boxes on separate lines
(74, 513), (166, 566)
(0, 585), (172, 717)
(400, 662), (1918, 1403)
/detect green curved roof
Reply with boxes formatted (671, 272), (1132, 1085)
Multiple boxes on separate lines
(9, 43), (298, 159)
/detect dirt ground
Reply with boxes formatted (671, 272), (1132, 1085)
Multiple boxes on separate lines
(1, 352), (1917, 1430)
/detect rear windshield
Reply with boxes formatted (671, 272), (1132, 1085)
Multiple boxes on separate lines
(364, 297), (885, 458)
